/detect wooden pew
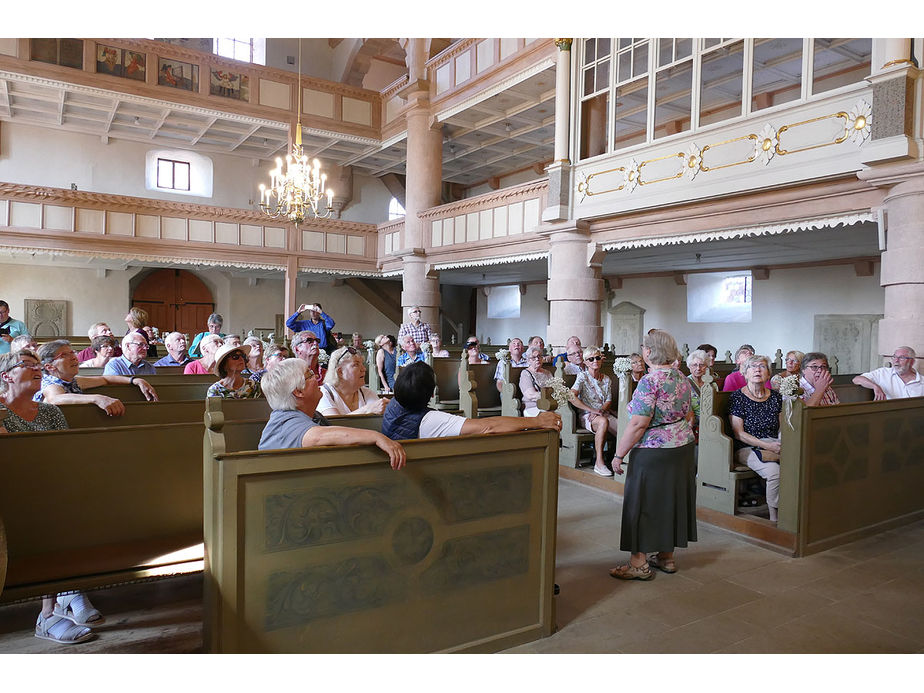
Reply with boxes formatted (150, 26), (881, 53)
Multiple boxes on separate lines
(202, 401), (559, 653)
(459, 361), (501, 418)
(695, 373), (758, 515)
(78, 365), (189, 376)
(91, 381), (213, 401)
(61, 397), (272, 428)
(0, 404), (383, 603)
(778, 395), (924, 555)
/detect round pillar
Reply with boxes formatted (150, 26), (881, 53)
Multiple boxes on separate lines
(879, 175), (924, 357)
(544, 222), (604, 348)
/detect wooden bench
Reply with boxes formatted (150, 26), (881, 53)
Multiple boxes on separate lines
(90, 381), (214, 401)
(778, 395), (924, 555)
(459, 360), (501, 418)
(61, 397), (272, 428)
(0, 405), (383, 604)
(203, 400), (559, 653)
(79, 365), (189, 376)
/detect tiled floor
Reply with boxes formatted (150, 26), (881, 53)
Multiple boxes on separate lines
(1, 477), (922, 654)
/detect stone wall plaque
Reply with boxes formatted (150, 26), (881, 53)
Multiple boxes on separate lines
(24, 299), (68, 337)
(813, 314), (882, 374)
(607, 300), (645, 356)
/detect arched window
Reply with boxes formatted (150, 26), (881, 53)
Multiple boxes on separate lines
(388, 197), (406, 221)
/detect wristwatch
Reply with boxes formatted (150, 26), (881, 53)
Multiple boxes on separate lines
(129, 375), (137, 385)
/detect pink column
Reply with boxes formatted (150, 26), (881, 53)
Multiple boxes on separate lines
(541, 220), (604, 349)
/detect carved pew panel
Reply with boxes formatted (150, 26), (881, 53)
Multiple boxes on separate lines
(203, 417), (559, 654)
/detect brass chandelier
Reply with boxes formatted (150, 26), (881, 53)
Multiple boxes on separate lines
(258, 39), (333, 225)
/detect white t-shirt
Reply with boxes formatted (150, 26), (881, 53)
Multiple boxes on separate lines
(418, 409), (466, 438)
(317, 383), (379, 415)
(859, 366), (924, 400)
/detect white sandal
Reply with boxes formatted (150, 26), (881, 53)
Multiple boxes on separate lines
(35, 612), (94, 644)
(54, 592), (105, 627)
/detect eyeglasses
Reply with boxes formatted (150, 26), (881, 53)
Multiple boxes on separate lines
(301, 337), (319, 344)
(891, 355), (913, 361)
(126, 341), (147, 348)
(4, 360), (40, 372)
(804, 364), (829, 372)
(585, 355), (602, 362)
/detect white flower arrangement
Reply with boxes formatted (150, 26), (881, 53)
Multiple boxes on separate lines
(778, 374), (801, 398)
(547, 377), (572, 409)
(612, 357), (632, 374)
(317, 349), (329, 365)
(495, 348), (510, 362)
(363, 340), (375, 349)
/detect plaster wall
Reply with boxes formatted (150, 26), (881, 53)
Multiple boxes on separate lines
(264, 39), (334, 81)
(475, 283), (549, 347)
(604, 265), (884, 359)
(339, 173), (394, 225)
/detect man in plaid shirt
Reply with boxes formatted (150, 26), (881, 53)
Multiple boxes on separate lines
(398, 306), (431, 347)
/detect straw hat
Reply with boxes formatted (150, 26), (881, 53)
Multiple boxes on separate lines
(212, 343), (251, 376)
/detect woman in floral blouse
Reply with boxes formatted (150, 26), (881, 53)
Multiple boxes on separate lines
(207, 343), (262, 399)
(569, 345), (619, 478)
(609, 329), (696, 581)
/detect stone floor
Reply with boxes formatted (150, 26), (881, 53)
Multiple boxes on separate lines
(1, 477), (922, 655)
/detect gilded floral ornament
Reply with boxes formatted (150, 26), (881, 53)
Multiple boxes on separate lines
(848, 100), (872, 146)
(755, 123), (779, 166)
(624, 159), (641, 193)
(576, 171), (591, 202)
(683, 143), (702, 181)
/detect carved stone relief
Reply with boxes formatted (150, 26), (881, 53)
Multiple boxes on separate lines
(813, 314), (882, 374)
(24, 299), (67, 337)
(607, 300), (645, 356)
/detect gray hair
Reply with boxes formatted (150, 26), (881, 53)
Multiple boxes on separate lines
(323, 346), (363, 389)
(895, 345), (916, 358)
(686, 349), (708, 368)
(10, 334), (37, 352)
(745, 354), (771, 372)
(291, 331), (318, 351)
(643, 329), (681, 366)
(735, 344), (755, 360)
(0, 348), (39, 394)
(525, 345), (544, 360)
(37, 339), (71, 366)
(207, 313), (223, 326)
(801, 352), (828, 370)
(261, 358), (308, 411)
(87, 321), (109, 339)
(165, 331), (185, 348)
(243, 336), (263, 348)
(582, 345), (602, 360)
(199, 334), (224, 354)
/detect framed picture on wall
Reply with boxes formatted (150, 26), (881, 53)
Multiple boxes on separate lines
(158, 58), (199, 92)
(123, 50), (146, 81)
(209, 69), (249, 101)
(97, 44), (123, 77)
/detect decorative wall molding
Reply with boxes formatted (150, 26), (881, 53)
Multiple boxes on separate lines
(418, 180), (549, 219)
(433, 251), (549, 271)
(599, 212), (876, 252)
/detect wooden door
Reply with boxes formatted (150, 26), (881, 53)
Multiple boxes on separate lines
(132, 269), (214, 334)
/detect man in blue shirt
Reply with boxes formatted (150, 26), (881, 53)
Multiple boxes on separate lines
(104, 333), (157, 376)
(154, 331), (193, 367)
(285, 303), (335, 350)
(0, 300), (29, 355)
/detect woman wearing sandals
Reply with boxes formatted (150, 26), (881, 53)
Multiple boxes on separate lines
(0, 350), (103, 643)
(609, 329), (697, 581)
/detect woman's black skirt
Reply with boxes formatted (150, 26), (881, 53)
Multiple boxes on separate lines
(620, 442), (697, 554)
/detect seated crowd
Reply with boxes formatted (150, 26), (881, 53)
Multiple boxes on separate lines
(2, 289), (922, 643)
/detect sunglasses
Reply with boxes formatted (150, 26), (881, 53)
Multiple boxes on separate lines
(228, 352), (245, 360)
(465, 342), (479, 349)
(585, 355), (602, 362)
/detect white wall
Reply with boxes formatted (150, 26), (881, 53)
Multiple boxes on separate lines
(475, 283), (549, 347)
(604, 264), (884, 359)
(339, 172), (393, 224)
(264, 39), (333, 81)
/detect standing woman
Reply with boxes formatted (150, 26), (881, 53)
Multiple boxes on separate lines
(685, 349), (708, 437)
(375, 334), (397, 393)
(610, 329), (696, 580)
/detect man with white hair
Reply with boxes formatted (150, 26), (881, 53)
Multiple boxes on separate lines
(853, 347), (922, 400)
(397, 305), (431, 348)
(154, 332), (193, 367)
(77, 322), (121, 362)
(103, 333), (157, 376)
(495, 337), (528, 392)
(259, 358), (406, 470)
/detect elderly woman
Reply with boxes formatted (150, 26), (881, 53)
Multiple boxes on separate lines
(629, 352), (647, 382)
(184, 333), (223, 374)
(243, 336), (266, 382)
(686, 349), (708, 433)
(569, 345), (619, 478)
(0, 349), (102, 644)
(519, 346), (553, 417)
(264, 344), (291, 371)
(375, 334), (397, 393)
(609, 330), (696, 580)
(78, 334), (118, 369)
(207, 343), (261, 399)
(429, 333), (450, 358)
(770, 350), (804, 391)
(10, 334), (38, 353)
(722, 343), (756, 392)
(318, 346), (387, 416)
(729, 354), (783, 522)
(189, 313), (224, 358)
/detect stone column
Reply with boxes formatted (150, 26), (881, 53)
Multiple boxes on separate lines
(540, 220), (604, 348)
(397, 40), (442, 328)
(543, 39), (573, 222)
(861, 39), (920, 163)
(283, 254), (298, 338)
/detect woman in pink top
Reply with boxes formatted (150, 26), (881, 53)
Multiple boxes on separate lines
(722, 344), (755, 392)
(184, 333), (223, 374)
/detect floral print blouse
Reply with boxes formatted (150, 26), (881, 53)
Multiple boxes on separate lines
(627, 368), (695, 448)
(207, 378), (262, 399)
(571, 370), (612, 410)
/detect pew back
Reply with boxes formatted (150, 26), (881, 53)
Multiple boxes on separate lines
(92, 382), (213, 401)
(203, 408), (559, 653)
(61, 397), (272, 428)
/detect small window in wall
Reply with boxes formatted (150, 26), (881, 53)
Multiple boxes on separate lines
(214, 38), (265, 65)
(388, 197), (406, 221)
(145, 149), (213, 198)
(487, 285), (521, 319)
(687, 271), (752, 323)
(156, 158), (191, 191)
